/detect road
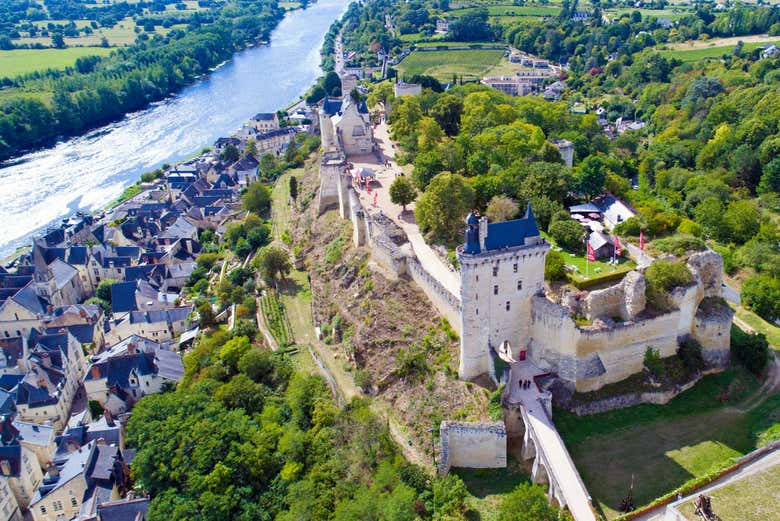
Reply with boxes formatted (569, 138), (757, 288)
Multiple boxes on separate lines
(350, 119), (461, 298)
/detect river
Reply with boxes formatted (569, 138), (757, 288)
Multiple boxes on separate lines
(0, 0), (349, 258)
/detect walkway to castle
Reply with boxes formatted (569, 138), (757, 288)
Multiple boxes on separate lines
(350, 120), (460, 298)
(508, 362), (597, 521)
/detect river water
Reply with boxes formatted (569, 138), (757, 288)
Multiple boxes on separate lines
(0, 0), (348, 258)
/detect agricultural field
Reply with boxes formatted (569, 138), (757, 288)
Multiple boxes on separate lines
(396, 49), (505, 82)
(556, 368), (780, 519)
(0, 47), (113, 78)
(447, 4), (561, 16)
(13, 17), (189, 48)
(259, 290), (295, 347)
(604, 7), (692, 21)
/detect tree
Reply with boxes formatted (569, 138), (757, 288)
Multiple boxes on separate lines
(549, 219), (586, 253)
(486, 195), (519, 222)
(220, 144), (240, 163)
(449, 8), (492, 41)
(576, 155), (608, 198)
(245, 138), (257, 157)
(256, 246), (292, 284)
(242, 183), (271, 215)
(498, 483), (565, 521)
(52, 32), (66, 48)
(197, 302), (216, 328)
(758, 158), (780, 195)
(731, 327), (770, 376)
(723, 200), (760, 244)
(389, 176), (417, 212)
(545, 250), (567, 281)
(415, 173), (475, 244)
(645, 260), (693, 311)
(430, 94), (464, 136)
(289, 176), (298, 202)
(741, 275), (780, 323)
(96, 279), (118, 303)
(694, 196), (726, 241)
(219, 335), (252, 374)
(432, 474), (469, 518)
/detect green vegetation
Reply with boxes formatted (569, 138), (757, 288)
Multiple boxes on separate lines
(259, 290), (294, 347)
(731, 326), (771, 376)
(676, 467), (780, 521)
(645, 260), (693, 312)
(396, 49), (504, 82)
(0, 47), (113, 78)
(658, 39), (780, 63)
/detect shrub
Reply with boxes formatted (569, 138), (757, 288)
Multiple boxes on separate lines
(644, 347), (665, 378)
(544, 250), (567, 281)
(678, 337), (704, 372)
(354, 369), (373, 393)
(731, 326), (770, 376)
(396, 344), (428, 381)
(652, 235), (706, 256)
(645, 260), (693, 311)
(613, 216), (644, 236)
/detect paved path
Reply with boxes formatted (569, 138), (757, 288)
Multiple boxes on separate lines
(507, 362), (597, 521)
(633, 445), (780, 521)
(350, 120), (461, 297)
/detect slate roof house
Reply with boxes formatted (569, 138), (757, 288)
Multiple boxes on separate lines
(83, 344), (184, 415)
(29, 440), (129, 521)
(0, 418), (44, 518)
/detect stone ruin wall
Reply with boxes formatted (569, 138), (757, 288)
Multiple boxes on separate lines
(438, 421), (507, 476)
(529, 251), (733, 393)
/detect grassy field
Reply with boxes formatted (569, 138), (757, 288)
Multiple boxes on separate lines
(14, 16), (189, 47)
(676, 467), (780, 521)
(396, 49), (504, 82)
(658, 39), (780, 62)
(455, 460), (530, 520)
(554, 367), (780, 519)
(0, 47), (113, 78)
(448, 4), (560, 16)
(540, 231), (636, 286)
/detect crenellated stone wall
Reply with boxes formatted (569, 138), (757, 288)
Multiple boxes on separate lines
(438, 421), (507, 475)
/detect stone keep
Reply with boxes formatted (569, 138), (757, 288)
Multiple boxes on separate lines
(457, 207), (549, 380)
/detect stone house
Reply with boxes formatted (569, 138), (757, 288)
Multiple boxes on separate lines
(249, 113), (280, 132)
(104, 307), (192, 345)
(0, 477), (21, 521)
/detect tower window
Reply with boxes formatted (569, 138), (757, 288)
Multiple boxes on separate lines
(493, 285), (498, 295)
(475, 308), (479, 316)
(506, 301), (511, 311)
(492, 266), (498, 277)
(517, 281), (523, 291)
(513, 263), (518, 273)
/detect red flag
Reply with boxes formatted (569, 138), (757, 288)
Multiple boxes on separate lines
(366, 178), (371, 193)
(639, 229), (644, 251)
(373, 192), (378, 207)
(587, 241), (596, 262)
(614, 235), (622, 257)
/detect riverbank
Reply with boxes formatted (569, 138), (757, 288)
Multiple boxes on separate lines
(0, 0), (351, 258)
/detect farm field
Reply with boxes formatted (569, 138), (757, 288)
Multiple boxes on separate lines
(0, 47), (113, 78)
(556, 368), (780, 519)
(14, 16), (191, 47)
(447, 4), (560, 16)
(396, 49), (504, 82)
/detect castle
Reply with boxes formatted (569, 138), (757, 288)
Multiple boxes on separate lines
(457, 209), (733, 392)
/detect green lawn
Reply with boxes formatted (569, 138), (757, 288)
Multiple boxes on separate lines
(455, 461), (530, 521)
(0, 47), (113, 78)
(540, 231), (636, 286)
(396, 49), (505, 82)
(554, 367), (780, 519)
(657, 40), (780, 62)
(676, 467), (780, 521)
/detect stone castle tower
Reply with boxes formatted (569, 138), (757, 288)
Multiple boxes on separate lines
(457, 206), (550, 380)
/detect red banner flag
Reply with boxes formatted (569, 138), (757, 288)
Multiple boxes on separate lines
(587, 241), (596, 262)
(639, 229), (644, 251)
(614, 235), (622, 257)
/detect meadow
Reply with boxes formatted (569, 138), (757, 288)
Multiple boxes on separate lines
(396, 49), (505, 82)
(658, 38), (780, 62)
(0, 47), (113, 78)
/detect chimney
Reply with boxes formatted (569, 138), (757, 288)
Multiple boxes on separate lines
(127, 343), (136, 355)
(46, 462), (59, 478)
(79, 308), (87, 319)
(90, 365), (101, 379)
(96, 437), (106, 446)
(47, 305), (53, 314)
(478, 216), (488, 252)
(105, 411), (115, 427)
(0, 460), (10, 476)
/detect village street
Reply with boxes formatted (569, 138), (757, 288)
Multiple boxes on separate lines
(350, 119), (461, 298)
